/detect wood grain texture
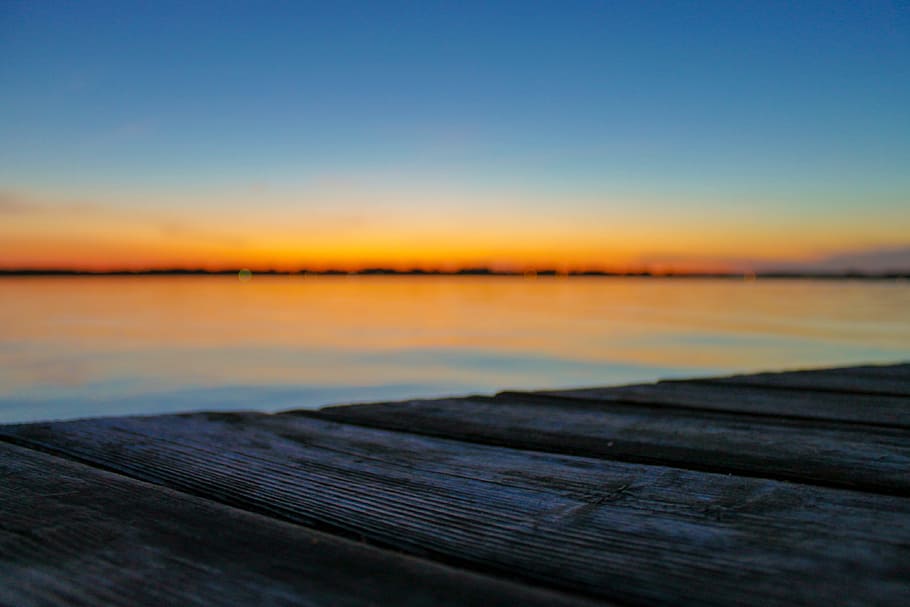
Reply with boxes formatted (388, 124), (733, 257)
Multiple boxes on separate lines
(533, 379), (910, 428)
(259, 413), (910, 536)
(691, 364), (910, 397)
(3, 414), (909, 607)
(0, 442), (600, 607)
(311, 395), (910, 494)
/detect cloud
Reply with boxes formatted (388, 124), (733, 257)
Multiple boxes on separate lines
(0, 191), (45, 214)
(0, 189), (110, 216)
(637, 245), (910, 274)
(754, 245), (910, 273)
(810, 246), (910, 272)
(1, 187), (248, 252)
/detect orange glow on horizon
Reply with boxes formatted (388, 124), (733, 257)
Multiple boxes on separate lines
(0, 233), (883, 275)
(3, 186), (907, 275)
(0, 231), (744, 275)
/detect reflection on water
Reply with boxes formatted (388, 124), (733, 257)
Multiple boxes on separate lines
(1, 276), (908, 422)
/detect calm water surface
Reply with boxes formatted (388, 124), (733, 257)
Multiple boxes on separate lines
(2, 276), (908, 423)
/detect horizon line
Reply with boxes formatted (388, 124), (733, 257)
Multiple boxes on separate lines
(1, 267), (908, 279)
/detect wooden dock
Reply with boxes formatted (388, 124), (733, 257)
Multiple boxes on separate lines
(1, 362), (909, 606)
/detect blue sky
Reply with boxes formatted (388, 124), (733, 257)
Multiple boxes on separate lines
(2, 1), (909, 270)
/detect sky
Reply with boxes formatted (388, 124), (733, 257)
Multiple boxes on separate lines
(1, 1), (909, 272)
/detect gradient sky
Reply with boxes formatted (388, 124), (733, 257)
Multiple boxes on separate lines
(2, 1), (909, 271)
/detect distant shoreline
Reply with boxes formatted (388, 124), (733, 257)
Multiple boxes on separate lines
(1, 268), (908, 279)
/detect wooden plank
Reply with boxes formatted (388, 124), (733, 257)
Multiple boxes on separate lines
(834, 363), (910, 379)
(0, 443), (596, 607)
(692, 367), (910, 397)
(258, 413), (910, 532)
(311, 395), (910, 494)
(531, 380), (910, 428)
(3, 414), (910, 607)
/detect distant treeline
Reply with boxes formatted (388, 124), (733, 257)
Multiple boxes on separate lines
(1, 268), (908, 279)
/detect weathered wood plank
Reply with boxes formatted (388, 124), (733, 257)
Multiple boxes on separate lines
(3, 414), (909, 607)
(311, 395), (910, 494)
(0, 442), (596, 607)
(689, 365), (910, 397)
(694, 372), (910, 397)
(257, 413), (910, 534)
(834, 363), (910, 379)
(530, 380), (910, 427)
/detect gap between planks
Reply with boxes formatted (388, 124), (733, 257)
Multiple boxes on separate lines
(310, 392), (910, 495)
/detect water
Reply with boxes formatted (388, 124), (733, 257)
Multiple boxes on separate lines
(1, 275), (908, 423)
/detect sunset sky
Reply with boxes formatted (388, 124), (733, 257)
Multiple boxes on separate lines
(2, 1), (908, 272)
